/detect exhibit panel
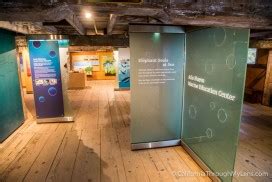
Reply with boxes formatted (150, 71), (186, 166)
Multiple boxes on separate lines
(28, 40), (64, 118)
(182, 27), (249, 181)
(0, 29), (24, 142)
(118, 48), (130, 89)
(130, 25), (185, 149)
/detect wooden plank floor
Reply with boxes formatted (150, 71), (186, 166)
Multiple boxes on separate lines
(234, 103), (272, 182)
(0, 80), (211, 182)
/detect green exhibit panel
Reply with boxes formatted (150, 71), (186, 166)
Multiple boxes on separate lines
(0, 29), (24, 142)
(182, 27), (249, 181)
(130, 25), (185, 149)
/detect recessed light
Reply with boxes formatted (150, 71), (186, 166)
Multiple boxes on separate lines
(85, 12), (92, 19)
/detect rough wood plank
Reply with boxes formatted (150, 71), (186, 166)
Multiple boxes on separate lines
(101, 127), (127, 182)
(24, 123), (72, 182)
(71, 129), (101, 182)
(0, 80), (214, 182)
(46, 129), (82, 182)
(0, 124), (59, 181)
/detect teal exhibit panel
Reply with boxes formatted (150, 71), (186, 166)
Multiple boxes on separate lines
(182, 27), (249, 181)
(130, 25), (185, 149)
(0, 29), (24, 142)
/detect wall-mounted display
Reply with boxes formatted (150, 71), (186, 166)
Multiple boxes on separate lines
(247, 48), (257, 64)
(72, 54), (99, 74)
(19, 53), (24, 72)
(70, 51), (115, 80)
(101, 55), (116, 76)
(103, 60), (116, 76)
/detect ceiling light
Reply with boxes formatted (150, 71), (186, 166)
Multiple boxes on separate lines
(85, 12), (92, 19)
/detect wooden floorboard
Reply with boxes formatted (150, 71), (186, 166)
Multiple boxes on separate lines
(234, 102), (272, 182)
(1, 80), (271, 181)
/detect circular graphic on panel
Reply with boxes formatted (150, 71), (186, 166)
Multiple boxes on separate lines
(213, 28), (226, 47)
(226, 54), (236, 69)
(217, 108), (228, 123)
(205, 62), (215, 75)
(206, 128), (213, 139)
(38, 96), (45, 103)
(209, 102), (216, 110)
(237, 72), (243, 78)
(33, 41), (41, 48)
(48, 87), (57, 96)
(49, 50), (57, 58)
(189, 105), (197, 119)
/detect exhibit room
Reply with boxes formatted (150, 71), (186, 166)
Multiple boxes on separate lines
(0, 1), (271, 182)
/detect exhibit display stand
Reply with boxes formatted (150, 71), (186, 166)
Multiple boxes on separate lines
(182, 27), (249, 182)
(28, 36), (73, 123)
(129, 25), (249, 182)
(130, 25), (185, 149)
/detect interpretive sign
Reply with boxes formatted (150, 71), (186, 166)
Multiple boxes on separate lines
(130, 31), (185, 145)
(29, 40), (64, 118)
(182, 27), (249, 181)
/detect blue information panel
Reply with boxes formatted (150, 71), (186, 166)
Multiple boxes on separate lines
(118, 59), (130, 88)
(118, 48), (130, 88)
(29, 40), (64, 118)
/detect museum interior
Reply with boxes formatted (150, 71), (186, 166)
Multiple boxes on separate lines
(0, 1), (271, 182)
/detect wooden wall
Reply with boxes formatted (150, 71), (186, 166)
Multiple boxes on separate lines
(245, 49), (271, 104)
(262, 50), (272, 106)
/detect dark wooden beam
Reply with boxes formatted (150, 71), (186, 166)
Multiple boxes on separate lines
(65, 8), (85, 35)
(69, 34), (129, 47)
(250, 40), (272, 49)
(71, 4), (272, 29)
(251, 31), (272, 38)
(247, 64), (267, 69)
(1, 2), (272, 33)
(0, 21), (30, 34)
(0, 3), (85, 35)
(107, 14), (118, 35)
(171, 14), (272, 30)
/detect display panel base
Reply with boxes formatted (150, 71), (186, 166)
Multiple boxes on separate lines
(131, 139), (181, 150)
(181, 140), (221, 182)
(37, 116), (74, 123)
(114, 87), (130, 91)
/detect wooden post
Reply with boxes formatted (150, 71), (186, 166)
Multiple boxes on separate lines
(262, 50), (272, 106)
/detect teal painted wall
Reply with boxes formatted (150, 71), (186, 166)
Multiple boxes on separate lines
(0, 29), (24, 142)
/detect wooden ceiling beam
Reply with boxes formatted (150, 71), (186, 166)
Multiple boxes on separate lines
(0, 2), (272, 34)
(0, 21), (30, 34)
(0, 4), (85, 35)
(65, 7), (85, 35)
(107, 14), (118, 35)
(69, 34), (129, 47)
(171, 14), (272, 30)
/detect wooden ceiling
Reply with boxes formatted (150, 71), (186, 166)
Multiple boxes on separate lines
(0, 0), (271, 39)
